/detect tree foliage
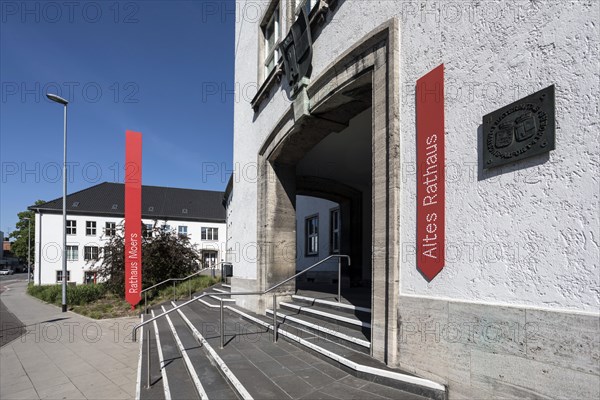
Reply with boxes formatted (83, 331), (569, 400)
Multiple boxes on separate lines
(93, 225), (202, 298)
(9, 200), (45, 263)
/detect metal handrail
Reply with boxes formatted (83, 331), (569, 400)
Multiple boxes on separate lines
(142, 267), (214, 314)
(132, 254), (350, 342)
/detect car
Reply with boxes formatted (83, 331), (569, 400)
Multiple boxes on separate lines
(0, 268), (14, 275)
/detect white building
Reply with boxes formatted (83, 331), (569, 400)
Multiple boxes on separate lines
(30, 182), (226, 285)
(226, 1), (599, 398)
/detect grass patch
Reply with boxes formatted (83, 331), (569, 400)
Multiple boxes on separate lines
(144, 276), (220, 309)
(27, 276), (220, 319)
(71, 293), (139, 319)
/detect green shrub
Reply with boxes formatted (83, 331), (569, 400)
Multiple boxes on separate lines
(28, 284), (107, 306)
(41, 285), (62, 304)
(67, 284), (107, 305)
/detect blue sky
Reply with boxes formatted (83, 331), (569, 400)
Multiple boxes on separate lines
(0, 1), (235, 235)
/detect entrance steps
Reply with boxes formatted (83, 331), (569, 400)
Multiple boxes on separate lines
(137, 283), (446, 400)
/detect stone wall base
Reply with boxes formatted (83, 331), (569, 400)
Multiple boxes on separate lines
(396, 295), (600, 399)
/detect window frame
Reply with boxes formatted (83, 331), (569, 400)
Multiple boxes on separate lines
(86, 221), (96, 236)
(143, 224), (153, 238)
(201, 227), (219, 241)
(178, 225), (188, 237)
(83, 271), (97, 284)
(84, 246), (99, 261)
(56, 270), (71, 283)
(329, 207), (340, 254)
(105, 222), (116, 237)
(305, 214), (319, 257)
(294, 0), (318, 17)
(66, 220), (77, 235)
(66, 245), (78, 261)
(263, 4), (281, 78)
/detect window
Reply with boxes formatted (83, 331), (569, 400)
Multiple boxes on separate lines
(295, 0), (318, 17)
(66, 245), (78, 261)
(86, 221), (96, 236)
(143, 224), (153, 238)
(330, 208), (340, 254)
(201, 227), (218, 241)
(263, 5), (280, 77)
(178, 226), (188, 236)
(161, 224), (171, 233)
(84, 246), (99, 261)
(305, 215), (319, 256)
(66, 220), (76, 235)
(105, 222), (116, 237)
(56, 270), (71, 282)
(84, 271), (97, 284)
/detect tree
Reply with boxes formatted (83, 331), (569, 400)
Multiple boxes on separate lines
(9, 200), (45, 263)
(94, 224), (202, 298)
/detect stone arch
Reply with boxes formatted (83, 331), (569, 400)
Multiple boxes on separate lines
(256, 20), (400, 364)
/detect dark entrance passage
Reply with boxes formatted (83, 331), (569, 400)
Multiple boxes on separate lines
(294, 108), (373, 306)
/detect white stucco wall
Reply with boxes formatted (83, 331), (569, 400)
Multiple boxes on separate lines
(296, 195), (339, 271)
(232, 1), (599, 312)
(34, 213), (226, 285)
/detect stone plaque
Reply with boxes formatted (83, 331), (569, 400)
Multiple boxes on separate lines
(483, 85), (555, 169)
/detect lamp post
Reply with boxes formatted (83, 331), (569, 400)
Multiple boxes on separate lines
(46, 93), (69, 312)
(23, 217), (31, 284)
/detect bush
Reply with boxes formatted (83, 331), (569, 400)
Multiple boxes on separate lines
(27, 284), (107, 306)
(67, 284), (107, 305)
(96, 228), (202, 299)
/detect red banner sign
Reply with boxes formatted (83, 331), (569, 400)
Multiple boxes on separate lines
(125, 130), (142, 307)
(416, 65), (445, 281)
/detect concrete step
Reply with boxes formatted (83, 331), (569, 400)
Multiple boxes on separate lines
(161, 305), (241, 399)
(279, 301), (371, 331)
(227, 304), (446, 400)
(138, 316), (166, 400)
(265, 308), (370, 353)
(192, 287), (236, 309)
(182, 300), (432, 400)
(291, 294), (371, 314)
(178, 304), (290, 399)
(150, 309), (200, 400)
(213, 287), (231, 294)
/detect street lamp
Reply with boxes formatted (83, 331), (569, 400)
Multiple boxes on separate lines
(23, 217), (31, 284)
(47, 93), (69, 312)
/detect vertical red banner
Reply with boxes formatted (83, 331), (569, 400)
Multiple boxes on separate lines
(416, 64), (445, 281)
(125, 130), (142, 307)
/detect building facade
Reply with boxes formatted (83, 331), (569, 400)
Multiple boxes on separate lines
(227, 0), (599, 398)
(30, 182), (226, 285)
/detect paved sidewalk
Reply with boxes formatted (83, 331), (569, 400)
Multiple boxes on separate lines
(0, 281), (140, 399)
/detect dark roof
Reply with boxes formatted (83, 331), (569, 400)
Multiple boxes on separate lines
(29, 182), (225, 222)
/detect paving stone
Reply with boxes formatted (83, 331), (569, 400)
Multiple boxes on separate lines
(36, 382), (84, 400)
(273, 353), (313, 372)
(272, 374), (316, 398)
(298, 390), (341, 400)
(0, 387), (40, 400)
(319, 381), (389, 400)
(360, 382), (431, 400)
(293, 367), (337, 390)
(0, 375), (34, 397)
